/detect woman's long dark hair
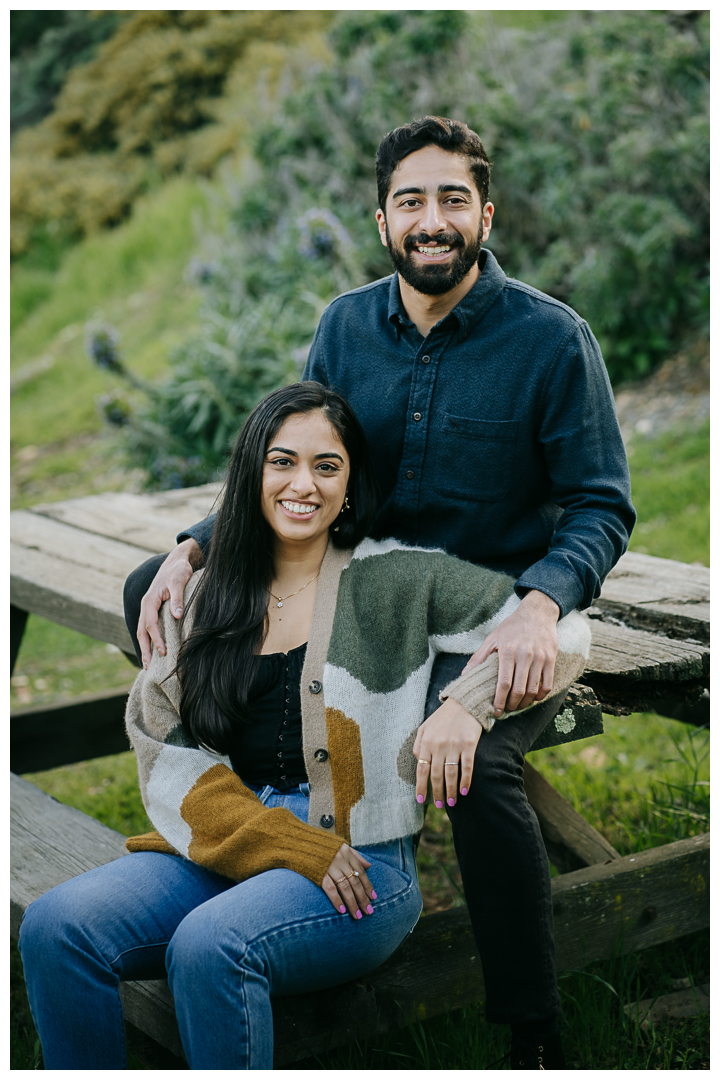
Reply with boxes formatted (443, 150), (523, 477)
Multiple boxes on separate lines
(176, 381), (380, 753)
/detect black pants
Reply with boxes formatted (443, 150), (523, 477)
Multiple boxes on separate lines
(123, 558), (562, 1025)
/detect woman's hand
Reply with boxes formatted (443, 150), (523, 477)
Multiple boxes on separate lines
(322, 844), (376, 920)
(413, 698), (482, 808)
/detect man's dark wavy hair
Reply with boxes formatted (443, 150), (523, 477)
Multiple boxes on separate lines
(376, 115), (492, 214)
(176, 381), (380, 753)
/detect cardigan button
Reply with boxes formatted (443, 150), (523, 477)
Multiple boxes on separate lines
(421, 354), (431, 364)
(320, 815), (334, 828)
(406, 469), (415, 480)
(413, 412), (422, 421)
(314, 748), (329, 762)
(308, 680), (322, 694)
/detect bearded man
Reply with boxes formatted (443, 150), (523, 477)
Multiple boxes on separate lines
(125, 117), (635, 1069)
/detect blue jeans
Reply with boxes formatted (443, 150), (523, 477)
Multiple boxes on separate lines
(19, 784), (421, 1070)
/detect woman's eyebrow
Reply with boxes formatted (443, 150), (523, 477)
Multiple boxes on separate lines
(266, 446), (344, 462)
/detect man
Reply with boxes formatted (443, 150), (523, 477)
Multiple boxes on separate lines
(125, 117), (635, 1068)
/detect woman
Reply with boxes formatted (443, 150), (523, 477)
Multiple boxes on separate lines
(19, 383), (591, 1069)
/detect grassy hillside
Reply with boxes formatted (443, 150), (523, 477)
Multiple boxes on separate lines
(11, 176), (221, 508)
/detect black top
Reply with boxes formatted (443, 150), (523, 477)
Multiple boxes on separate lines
(227, 642), (309, 791)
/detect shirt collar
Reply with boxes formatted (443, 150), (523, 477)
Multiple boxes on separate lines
(387, 248), (507, 337)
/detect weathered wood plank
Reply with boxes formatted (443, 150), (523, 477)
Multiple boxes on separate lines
(10, 773), (128, 938)
(523, 760), (621, 873)
(11, 775), (709, 1065)
(11, 689), (132, 774)
(528, 683), (604, 751)
(31, 486), (222, 554)
(582, 619), (709, 713)
(598, 551), (709, 643)
(11, 542), (134, 652)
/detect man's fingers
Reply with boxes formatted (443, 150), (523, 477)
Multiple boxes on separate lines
(493, 652), (516, 715)
(462, 639), (495, 675)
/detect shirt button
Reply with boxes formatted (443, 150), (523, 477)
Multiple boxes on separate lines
(314, 748), (329, 762)
(422, 354), (431, 364)
(277, 752), (283, 759)
(406, 469), (415, 480)
(284, 709), (288, 715)
(413, 412), (422, 421)
(308, 680), (322, 694)
(280, 775), (287, 781)
(320, 815), (334, 829)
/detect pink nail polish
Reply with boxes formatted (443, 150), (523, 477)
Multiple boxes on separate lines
(355, 911), (362, 919)
(371, 891), (377, 900)
(417, 794), (424, 804)
(366, 904), (373, 914)
(448, 798), (455, 807)
(461, 787), (468, 796)
(339, 905), (346, 913)
(435, 800), (443, 808)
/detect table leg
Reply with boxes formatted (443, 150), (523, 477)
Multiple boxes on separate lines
(10, 605), (29, 676)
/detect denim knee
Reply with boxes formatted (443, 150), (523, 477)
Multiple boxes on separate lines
(19, 887), (86, 974)
(166, 904), (262, 990)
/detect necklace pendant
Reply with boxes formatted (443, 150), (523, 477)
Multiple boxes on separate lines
(276, 601), (283, 608)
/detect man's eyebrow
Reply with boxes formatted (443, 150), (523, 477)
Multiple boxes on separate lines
(266, 446), (344, 461)
(391, 183), (474, 199)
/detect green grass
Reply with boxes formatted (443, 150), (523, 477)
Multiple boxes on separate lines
(627, 420), (709, 566)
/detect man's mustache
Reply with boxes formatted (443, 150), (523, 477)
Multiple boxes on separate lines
(402, 231), (465, 253)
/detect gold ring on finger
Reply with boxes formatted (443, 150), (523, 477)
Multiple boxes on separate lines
(334, 875), (348, 885)
(444, 761), (459, 767)
(418, 759), (430, 765)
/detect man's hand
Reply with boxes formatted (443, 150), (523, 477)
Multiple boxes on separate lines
(463, 589), (560, 718)
(413, 698), (483, 808)
(137, 539), (203, 668)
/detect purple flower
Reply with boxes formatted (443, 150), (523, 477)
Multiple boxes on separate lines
(297, 208), (352, 262)
(85, 322), (123, 374)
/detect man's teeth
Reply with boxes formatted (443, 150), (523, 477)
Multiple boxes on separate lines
(281, 501), (317, 514)
(417, 245), (451, 256)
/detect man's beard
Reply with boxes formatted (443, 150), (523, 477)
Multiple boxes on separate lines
(385, 226), (484, 295)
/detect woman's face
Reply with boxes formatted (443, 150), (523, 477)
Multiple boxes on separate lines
(261, 410), (349, 545)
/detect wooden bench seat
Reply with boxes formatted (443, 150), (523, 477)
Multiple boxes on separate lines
(11, 772), (710, 1066)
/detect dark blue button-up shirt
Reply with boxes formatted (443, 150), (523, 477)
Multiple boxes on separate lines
(181, 250), (635, 618)
(301, 250), (635, 617)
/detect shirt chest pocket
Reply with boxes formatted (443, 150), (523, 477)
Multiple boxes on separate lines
(432, 414), (520, 503)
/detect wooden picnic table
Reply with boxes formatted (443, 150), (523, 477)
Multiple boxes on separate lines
(10, 485), (710, 1064)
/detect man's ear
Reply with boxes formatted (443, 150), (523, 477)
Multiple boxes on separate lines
(376, 208), (388, 248)
(481, 202), (495, 243)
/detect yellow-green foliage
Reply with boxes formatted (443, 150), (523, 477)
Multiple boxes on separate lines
(11, 10), (332, 257)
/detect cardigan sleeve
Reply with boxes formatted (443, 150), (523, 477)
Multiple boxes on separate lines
(424, 553), (592, 731)
(124, 599), (344, 886)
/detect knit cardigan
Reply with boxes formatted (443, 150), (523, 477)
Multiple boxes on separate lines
(125, 538), (591, 887)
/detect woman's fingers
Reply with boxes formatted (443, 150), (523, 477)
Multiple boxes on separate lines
(325, 846), (375, 919)
(415, 756), (430, 805)
(459, 745), (475, 798)
(443, 761), (459, 806)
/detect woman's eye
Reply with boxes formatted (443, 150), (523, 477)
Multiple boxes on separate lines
(317, 462), (338, 473)
(269, 457), (293, 467)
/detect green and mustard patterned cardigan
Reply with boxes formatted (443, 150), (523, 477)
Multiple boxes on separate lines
(125, 538), (591, 888)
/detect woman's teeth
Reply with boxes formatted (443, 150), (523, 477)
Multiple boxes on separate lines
(281, 501), (317, 514)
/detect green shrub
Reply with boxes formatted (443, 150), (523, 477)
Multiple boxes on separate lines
(10, 12), (333, 261)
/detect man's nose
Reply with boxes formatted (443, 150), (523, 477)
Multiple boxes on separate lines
(418, 198), (447, 235)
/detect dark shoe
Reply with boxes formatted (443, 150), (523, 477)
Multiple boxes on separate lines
(511, 1030), (567, 1069)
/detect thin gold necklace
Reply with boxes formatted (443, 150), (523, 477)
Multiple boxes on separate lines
(268, 570), (320, 608)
